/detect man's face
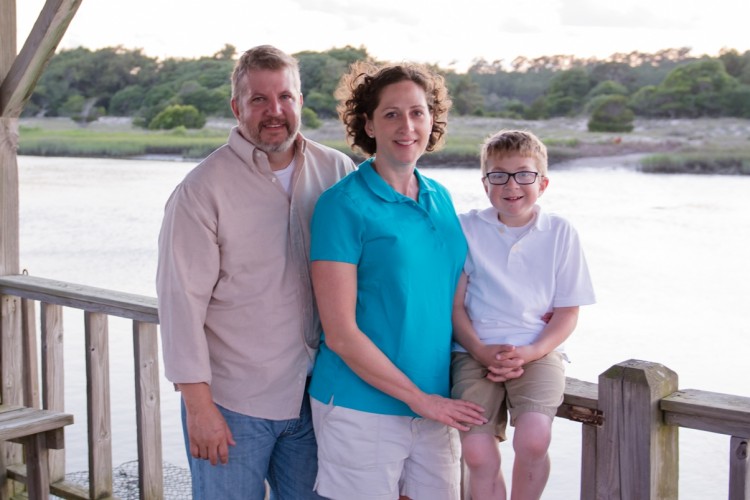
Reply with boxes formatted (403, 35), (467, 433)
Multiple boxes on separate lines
(231, 68), (303, 153)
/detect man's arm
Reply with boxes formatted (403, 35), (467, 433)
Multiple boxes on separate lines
(157, 183), (232, 464)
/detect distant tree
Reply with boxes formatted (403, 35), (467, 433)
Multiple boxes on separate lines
(26, 46), (158, 116)
(326, 45), (370, 67)
(25, 44), (750, 123)
(148, 104), (206, 130)
(629, 85), (669, 117)
(589, 62), (638, 90)
(720, 84), (750, 118)
(213, 44), (237, 60)
(544, 68), (592, 117)
(109, 85), (146, 116)
(448, 74), (484, 115)
(58, 94), (85, 118)
(656, 59), (738, 117)
(296, 51), (348, 117)
(587, 95), (634, 132)
(141, 83), (176, 108)
(719, 48), (750, 84)
(586, 80), (629, 99)
(584, 80), (629, 114)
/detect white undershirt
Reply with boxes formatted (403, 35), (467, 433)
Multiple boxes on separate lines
(273, 157), (297, 195)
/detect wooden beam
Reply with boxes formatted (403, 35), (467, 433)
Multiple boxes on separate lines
(0, 0), (82, 118)
(0, 117), (19, 276)
(0, 0), (17, 82)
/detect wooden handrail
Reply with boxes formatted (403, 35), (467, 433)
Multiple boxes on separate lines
(1, 273), (162, 499)
(662, 389), (750, 436)
(0, 274), (158, 323)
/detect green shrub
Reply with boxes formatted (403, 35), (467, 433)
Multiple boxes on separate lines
(587, 95), (634, 132)
(302, 107), (322, 129)
(148, 104), (206, 130)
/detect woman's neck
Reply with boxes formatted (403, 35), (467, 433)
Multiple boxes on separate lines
(372, 160), (419, 200)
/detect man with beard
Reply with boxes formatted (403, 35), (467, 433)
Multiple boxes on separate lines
(156, 45), (355, 499)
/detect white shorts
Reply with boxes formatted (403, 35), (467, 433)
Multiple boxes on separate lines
(310, 398), (461, 500)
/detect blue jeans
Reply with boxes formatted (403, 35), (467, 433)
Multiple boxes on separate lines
(182, 394), (323, 500)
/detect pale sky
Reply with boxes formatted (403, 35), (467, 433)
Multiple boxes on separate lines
(17, 0), (750, 71)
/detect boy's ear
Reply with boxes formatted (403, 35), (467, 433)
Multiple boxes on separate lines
(539, 176), (550, 195)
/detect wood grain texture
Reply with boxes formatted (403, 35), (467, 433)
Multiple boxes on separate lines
(133, 320), (164, 499)
(85, 312), (113, 499)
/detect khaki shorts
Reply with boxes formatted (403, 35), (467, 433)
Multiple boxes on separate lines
(310, 398), (461, 500)
(450, 351), (566, 441)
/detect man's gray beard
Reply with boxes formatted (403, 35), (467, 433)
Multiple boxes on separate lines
(254, 122), (299, 154)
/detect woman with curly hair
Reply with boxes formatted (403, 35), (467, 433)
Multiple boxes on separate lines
(307, 61), (486, 500)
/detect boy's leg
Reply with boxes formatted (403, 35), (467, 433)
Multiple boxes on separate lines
(461, 432), (506, 500)
(510, 412), (553, 500)
(451, 352), (509, 500)
(267, 394), (325, 499)
(505, 351), (565, 500)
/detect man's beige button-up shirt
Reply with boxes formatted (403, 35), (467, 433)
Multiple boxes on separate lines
(157, 128), (355, 419)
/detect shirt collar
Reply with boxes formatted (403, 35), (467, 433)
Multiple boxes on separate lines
(358, 157), (435, 203)
(477, 204), (550, 231)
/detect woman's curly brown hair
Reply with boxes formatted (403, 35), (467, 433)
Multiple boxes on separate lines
(335, 61), (452, 157)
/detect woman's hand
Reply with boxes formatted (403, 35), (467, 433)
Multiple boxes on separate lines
(408, 393), (487, 432)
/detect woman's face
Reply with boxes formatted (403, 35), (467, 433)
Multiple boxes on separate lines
(364, 80), (433, 170)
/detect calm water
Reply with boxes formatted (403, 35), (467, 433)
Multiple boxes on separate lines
(17, 155), (750, 498)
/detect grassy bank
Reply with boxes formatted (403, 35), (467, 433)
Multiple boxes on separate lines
(17, 116), (750, 174)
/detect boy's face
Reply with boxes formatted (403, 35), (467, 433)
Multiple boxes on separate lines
(483, 153), (548, 227)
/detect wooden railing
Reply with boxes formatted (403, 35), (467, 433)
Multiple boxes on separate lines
(0, 274), (162, 499)
(1, 273), (749, 499)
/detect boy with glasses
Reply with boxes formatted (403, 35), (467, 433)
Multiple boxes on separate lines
(451, 129), (595, 499)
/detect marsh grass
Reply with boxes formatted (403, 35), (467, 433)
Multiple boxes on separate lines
(641, 150), (750, 174)
(16, 116), (750, 174)
(19, 125), (228, 159)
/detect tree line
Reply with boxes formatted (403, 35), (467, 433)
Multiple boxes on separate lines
(25, 44), (750, 132)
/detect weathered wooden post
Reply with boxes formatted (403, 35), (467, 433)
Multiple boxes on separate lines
(596, 359), (679, 499)
(1, 3), (23, 498)
(1, 2), (82, 498)
(729, 436), (749, 499)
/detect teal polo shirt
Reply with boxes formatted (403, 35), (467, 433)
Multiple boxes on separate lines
(309, 158), (468, 417)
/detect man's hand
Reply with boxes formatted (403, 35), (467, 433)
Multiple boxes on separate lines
(179, 383), (236, 465)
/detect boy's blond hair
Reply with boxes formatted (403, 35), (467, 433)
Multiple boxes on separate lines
(480, 129), (548, 177)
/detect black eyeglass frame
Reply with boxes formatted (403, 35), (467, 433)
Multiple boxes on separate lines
(484, 171), (541, 185)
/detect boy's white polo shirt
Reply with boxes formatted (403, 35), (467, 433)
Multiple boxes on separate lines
(453, 205), (595, 353)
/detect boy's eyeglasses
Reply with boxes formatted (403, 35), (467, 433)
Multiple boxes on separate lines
(485, 171), (540, 185)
